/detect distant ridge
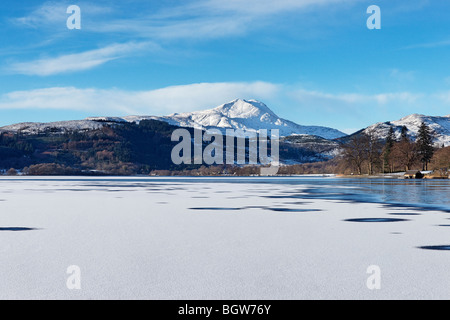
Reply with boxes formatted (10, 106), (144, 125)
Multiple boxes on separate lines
(362, 113), (450, 146)
(0, 99), (347, 140)
(3, 100), (449, 146)
(148, 99), (347, 140)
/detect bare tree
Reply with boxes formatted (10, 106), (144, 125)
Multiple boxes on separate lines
(342, 134), (367, 175)
(392, 139), (418, 171)
(363, 131), (383, 175)
(341, 132), (382, 175)
(382, 126), (395, 173)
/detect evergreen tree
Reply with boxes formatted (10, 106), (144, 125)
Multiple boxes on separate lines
(416, 122), (434, 170)
(400, 125), (408, 141)
(383, 126), (395, 173)
(392, 125), (418, 172)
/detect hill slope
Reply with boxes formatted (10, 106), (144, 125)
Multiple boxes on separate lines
(1, 99), (346, 140)
(355, 114), (450, 147)
(152, 99), (347, 140)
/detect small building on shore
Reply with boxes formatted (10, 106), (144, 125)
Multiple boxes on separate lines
(404, 170), (424, 179)
(424, 169), (449, 179)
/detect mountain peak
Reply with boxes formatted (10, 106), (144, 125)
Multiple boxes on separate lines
(0, 99), (347, 140)
(158, 99), (346, 139)
(362, 113), (450, 147)
(398, 113), (425, 121)
(213, 99), (277, 119)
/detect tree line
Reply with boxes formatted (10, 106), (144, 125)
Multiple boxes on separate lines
(342, 122), (438, 175)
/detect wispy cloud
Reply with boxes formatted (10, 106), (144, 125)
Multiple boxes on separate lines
(7, 0), (359, 77)
(13, 1), (67, 28)
(82, 0), (357, 40)
(435, 91), (450, 107)
(288, 88), (424, 122)
(0, 81), (427, 117)
(291, 89), (421, 105)
(0, 82), (444, 132)
(196, 0), (349, 15)
(402, 39), (450, 50)
(8, 42), (155, 76)
(0, 82), (280, 115)
(389, 69), (415, 82)
(13, 1), (112, 29)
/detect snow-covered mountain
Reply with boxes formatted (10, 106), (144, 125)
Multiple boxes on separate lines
(3, 100), (449, 147)
(2, 99), (346, 139)
(363, 113), (450, 147)
(153, 99), (347, 139)
(93, 99), (343, 139)
(0, 120), (104, 135)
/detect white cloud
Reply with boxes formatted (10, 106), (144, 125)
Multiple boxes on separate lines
(13, 2), (67, 28)
(8, 0), (359, 77)
(0, 82), (444, 132)
(0, 82), (280, 115)
(435, 91), (450, 106)
(287, 88), (424, 124)
(403, 39), (450, 50)
(389, 69), (415, 82)
(291, 89), (421, 105)
(197, 0), (349, 15)
(85, 0), (358, 40)
(13, 1), (112, 28)
(8, 42), (154, 76)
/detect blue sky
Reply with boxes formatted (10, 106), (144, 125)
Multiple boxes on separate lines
(1, 0), (450, 133)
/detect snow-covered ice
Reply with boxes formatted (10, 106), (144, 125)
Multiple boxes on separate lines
(0, 177), (450, 300)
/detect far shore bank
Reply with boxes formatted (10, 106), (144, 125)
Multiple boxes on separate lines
(0, 173), (449, 179)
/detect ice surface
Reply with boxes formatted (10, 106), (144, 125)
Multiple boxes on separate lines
(0, 177), (450, 300)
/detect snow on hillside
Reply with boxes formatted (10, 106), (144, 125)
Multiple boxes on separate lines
(0, 120), (105, 134)
(153, 99), (347, 140)
(0, 99), (346, 140)
(364, 114), (450, 147)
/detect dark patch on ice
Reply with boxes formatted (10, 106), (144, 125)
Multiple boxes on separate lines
(85, 183), (150, 189)
(262, 186), (450, 213)
(389, 212), (421, 216)
(437, 224), (450, 227)
(190, 207), (243, 211)
(0, 227), (39, 232)
(382, 202), (450, 213)
(55, 189), (97, 192)
(265, 208), (321, 212)
(418, 245), (450, 251)
(283, 201), (313, 205)
(189, 206), (320, 213)
(242, 206), (268, 210)
(390, 232), (403, 235)
(344, 218), (409, 223)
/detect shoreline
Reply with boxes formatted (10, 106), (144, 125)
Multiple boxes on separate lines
(1, 173), (448, 179)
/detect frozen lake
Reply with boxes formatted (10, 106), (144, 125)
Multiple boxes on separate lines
(0, 176), (450, 299)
